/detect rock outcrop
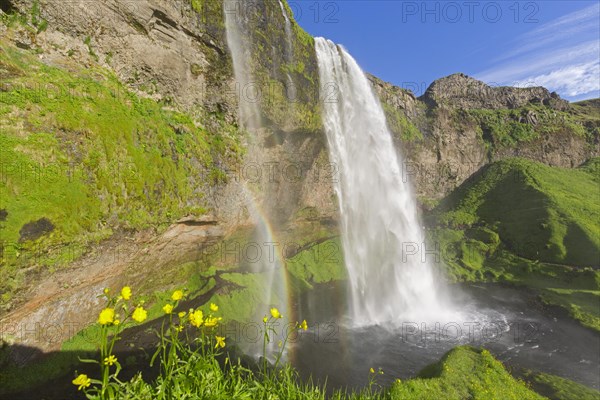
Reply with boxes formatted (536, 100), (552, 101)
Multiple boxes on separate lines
(420, 73), (569, 110)
(373, 74), (599, 201)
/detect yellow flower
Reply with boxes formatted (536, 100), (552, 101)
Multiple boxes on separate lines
(114, 320), (120, 326)
(215, 336), (226, 348)
(72, 374), (91, 390)
(263, 316), (268, 323)
(204, 316), (219, 328)
(369, 368), (375, 374)
(176, 325), (184, 332)
(178, 311), (186, 318)
(120, 286), (132, 300)
(270, 307), (282, 319)
(132, 307), (147, 323)
(98, 308), (115, 325)
(103, 288), (110, 295)
(300, 320), (308, 331)
(171, 290), (184, 301)
(104, 355), (117, 366)
(189, 309), (204, 328)
(163, 304), (174, 314)
(210, 303), (219, 312)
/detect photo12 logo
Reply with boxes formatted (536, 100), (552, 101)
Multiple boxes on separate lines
(401, 1), (540, 24)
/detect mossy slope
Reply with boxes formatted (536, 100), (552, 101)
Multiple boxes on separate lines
(429, 158), (600, 331)
(434, 157), (599, 267)
(389, 346), (546, 399)
(0, 39), (242, 309)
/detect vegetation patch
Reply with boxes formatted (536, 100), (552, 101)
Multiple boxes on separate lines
(0, 38), (242, 310)
(521, 370), (600, 400)
(427, 157), (600, 331)
(461, 103), (594, 151)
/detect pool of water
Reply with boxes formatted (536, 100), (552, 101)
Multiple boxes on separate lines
(284, 282), (600, 391)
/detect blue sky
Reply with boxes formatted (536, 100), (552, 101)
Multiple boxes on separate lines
(291, 1), (600, 101)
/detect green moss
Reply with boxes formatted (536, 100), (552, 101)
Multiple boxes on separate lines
(382, 103), (423, 141)
(433, 158), (600, 267)
(0, 40), (242, 309)
(286, 237), (346, 288)
(209, 272), (283, 323)
(390, 346), (545, 399)
(462, 103), (596, 152)
(523, 370), (600, 400)
(539, 288), (600, 331)
(427, 158), (600, 330)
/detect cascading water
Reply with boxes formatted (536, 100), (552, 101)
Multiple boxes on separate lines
(278, 0), (297, 114)
(224, 0), (261, 130)
(278, 0), (293, 61)
(315, 38), (452, 326)
(223, 1), (287, 323)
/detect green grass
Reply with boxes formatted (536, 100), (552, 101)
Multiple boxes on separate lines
(428, 157), (600, 331)
(390, 346), (546, 399)
(522, 370), (600, 400)
(433, 158), (599, 267)
(286, 237), (346, 287)
(0, 39), (242, 309)
(109, 346), (553, 399)
(460, 103), (593, 151)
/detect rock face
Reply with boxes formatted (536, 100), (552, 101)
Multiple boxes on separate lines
(372, 73), (599, 201)
(420, 73), (569, 110)
(0, 0), (598, 357)
(0, 0), (335, 353)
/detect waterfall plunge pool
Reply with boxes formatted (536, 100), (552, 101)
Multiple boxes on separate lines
(282, 282), (600, 392)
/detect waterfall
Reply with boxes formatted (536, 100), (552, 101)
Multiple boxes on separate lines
(315, 38), (450, 326)
(278, 0), (293, 61)
(223, 1), (287, 324)
(278, 0), (296, 115)
(224, 0), (261, 130)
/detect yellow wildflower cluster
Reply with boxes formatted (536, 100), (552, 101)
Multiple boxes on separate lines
(215, 336), (226, 349)
(97, 285), (147, 326)
(159, 289), (186, 318)
(171, 290), (184, 301)
(189, 309), (204, 327)
(185, 305), (222, 329)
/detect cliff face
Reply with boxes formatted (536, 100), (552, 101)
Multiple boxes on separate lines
(0, 0), (335, 353)
(0, 0), (599, 355)
(373, 73), (599, 202)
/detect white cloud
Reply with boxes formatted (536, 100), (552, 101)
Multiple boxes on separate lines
(512, 61), (600, 97)
(494, 4), (600, 62)
(474, 4), (600, 100)
(477, 41), (599, 83)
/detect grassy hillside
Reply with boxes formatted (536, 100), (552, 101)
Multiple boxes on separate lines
(433, 158), (599, 267)
(428, 158), (600, 331)
(0, 39), (242, 310)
